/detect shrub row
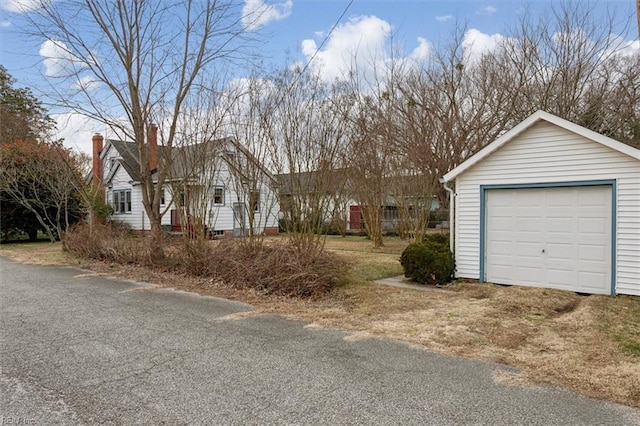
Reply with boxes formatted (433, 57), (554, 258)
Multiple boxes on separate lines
(65, 222), (347, 298)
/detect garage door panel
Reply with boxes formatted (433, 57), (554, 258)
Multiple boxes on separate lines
(546, 242), (574, 260)
(488, 240), (512, 256)
(579, 244), (607, 262)
(546, 191), (574, 207)
(578, 217), (608, 235)
(546, 217), (574, 234)
(578, 189), (609, 207)
(490, 263), (515, 281)
(515, 216), (542, 232)
(515, 266), (543, 284)
(515, 241), (541, 258)
(546, 269), (574, 287)
(486, 186), (611, 294)
(578, 271), (608, 290)
(488, 216), (513, 231)
(516, 191), (543, 206)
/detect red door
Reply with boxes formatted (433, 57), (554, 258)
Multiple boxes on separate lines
(349, 205), (362, 230)
(170, 209), (182, 232)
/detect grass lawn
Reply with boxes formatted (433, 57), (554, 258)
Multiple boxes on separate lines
(1, 236), (638, 407)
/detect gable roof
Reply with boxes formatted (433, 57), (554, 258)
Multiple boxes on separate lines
(441, 110), (640, 183)
(101, 139), (147, 182)
(100, 136), (275, 185)
(276, 168), (350, 195)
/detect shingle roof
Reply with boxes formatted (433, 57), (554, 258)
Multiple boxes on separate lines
(103, 137), (274, 184)
(107, 140), (144, 182)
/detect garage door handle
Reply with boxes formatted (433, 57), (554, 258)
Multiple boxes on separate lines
(542, 249), (545, 253)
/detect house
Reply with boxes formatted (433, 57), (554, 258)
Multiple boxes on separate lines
(276, 168), (351, 233)
(441, 110), (640, 296)
(92, 127), (279, 238)
(276, 170), (441, 234)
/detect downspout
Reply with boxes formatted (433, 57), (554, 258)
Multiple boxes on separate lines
(440, 178), (455, 254)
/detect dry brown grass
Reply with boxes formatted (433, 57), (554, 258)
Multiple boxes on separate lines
(1, 236), (638, 408)
(0, 241), (78, 265)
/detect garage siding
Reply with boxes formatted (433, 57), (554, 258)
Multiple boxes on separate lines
(454, 121), (640, 296)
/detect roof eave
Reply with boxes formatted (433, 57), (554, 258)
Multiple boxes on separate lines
(441, 110), (640, 182)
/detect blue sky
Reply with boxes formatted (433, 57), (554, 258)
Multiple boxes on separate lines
(0, 0), (638, 154)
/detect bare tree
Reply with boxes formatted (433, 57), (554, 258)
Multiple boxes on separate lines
(251, 66), (351, 251)
(497, 2), (639, 142)
(25, 0), (253, 257)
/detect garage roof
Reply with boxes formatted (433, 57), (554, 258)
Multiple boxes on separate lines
(441, 110), (640, 183)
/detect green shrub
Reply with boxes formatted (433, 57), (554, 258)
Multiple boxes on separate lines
(423, 232), (449, 245)
(400, 234), (454, 285)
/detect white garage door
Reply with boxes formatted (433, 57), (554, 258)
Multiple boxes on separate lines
(485, 185), (612, 294)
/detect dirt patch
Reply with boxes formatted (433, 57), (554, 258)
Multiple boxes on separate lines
(2, 238), (639, 408)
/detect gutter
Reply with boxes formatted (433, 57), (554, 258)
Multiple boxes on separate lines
(440, 178), (455, 254)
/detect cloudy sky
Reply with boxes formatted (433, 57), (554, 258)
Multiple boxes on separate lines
(0, 0), (637, 154)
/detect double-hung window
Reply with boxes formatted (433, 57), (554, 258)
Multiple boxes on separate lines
(213, 186), (224, 206)
(113, 189), (132, 214)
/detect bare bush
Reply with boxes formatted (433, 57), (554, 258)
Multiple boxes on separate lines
(65, 222), (153, 265)
(213, 242), (348, 297)
(65, 224), (346, 298)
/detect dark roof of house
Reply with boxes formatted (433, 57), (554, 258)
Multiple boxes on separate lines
(103, 137), (274, 184)
(106, 139), (147, 182)
(276, 168), (350, 195)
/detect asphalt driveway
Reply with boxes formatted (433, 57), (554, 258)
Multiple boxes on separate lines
(1, 257), (638, 425)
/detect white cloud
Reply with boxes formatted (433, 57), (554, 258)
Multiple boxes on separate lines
(435, 15), (453, 22)
(410, 37), (431, 62)
(52, 112), (105, 155)
(481, 5), (497, 15)
(301, 15), (392, 82)
(0, 0), (42, 13)
(75, 76), (100, 92)
(462, 28), (508, 63)
(242, 0), (292, 32)
(39, 39), (87, 77)
(0, 20), (10, 27)
(619, 40), (640, 57)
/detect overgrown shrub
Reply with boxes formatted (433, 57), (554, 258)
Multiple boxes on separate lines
(65, 222), (347, 298)
(207, 242), (348, 297)
(400, 233), (454, 285)
(65, 221), (152, 264)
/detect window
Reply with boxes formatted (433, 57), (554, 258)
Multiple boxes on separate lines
(213, 186), (224, 206)
(113, 189), (132, 214)
(383, 206), (399, 220)
(249, 190), (260, 212)
(160, 188), (166, 205)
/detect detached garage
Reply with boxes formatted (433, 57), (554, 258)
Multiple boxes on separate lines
(441, 110), (640, 296)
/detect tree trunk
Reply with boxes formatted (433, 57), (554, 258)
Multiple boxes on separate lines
(148, 214), (165, 264)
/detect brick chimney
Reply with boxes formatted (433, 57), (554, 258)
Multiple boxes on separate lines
(148, 124), (158, 172)
(92, 133), (104, 186)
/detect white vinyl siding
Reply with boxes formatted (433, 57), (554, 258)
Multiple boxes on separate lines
(454, 121), (640, 296)
(102, 139), (279, 235)
(107, 164), (172, 230)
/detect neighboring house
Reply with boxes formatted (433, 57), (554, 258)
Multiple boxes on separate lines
(277, 170), (440, 234)
(92, 129), (279, 238)
(441, 110), (640, 296)
(277, 168), (351, 233)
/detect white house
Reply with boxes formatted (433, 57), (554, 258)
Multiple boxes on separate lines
(92, 128), (279, 238)
(441, 110), (640, 296)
